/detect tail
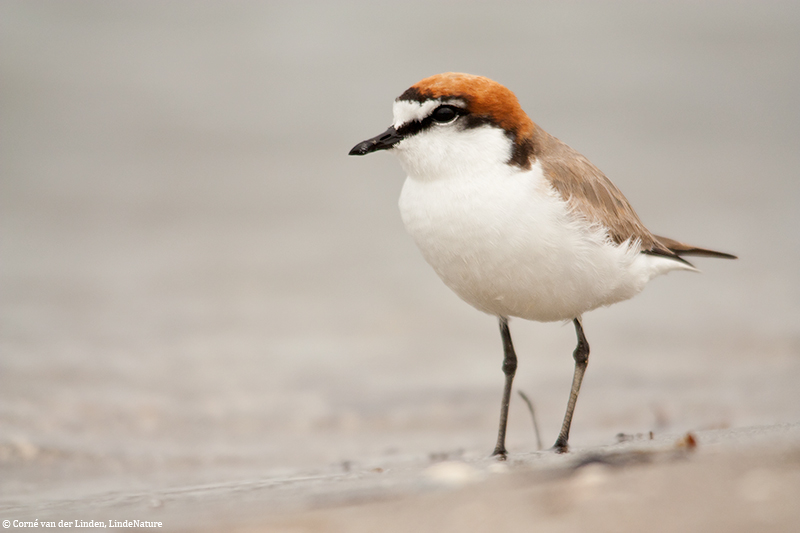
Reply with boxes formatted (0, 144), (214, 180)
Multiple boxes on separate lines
(653, 235), (738, 260)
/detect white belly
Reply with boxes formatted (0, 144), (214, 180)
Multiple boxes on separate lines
(398, 162), (676, 322)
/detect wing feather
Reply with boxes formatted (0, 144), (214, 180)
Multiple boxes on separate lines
(534, 130), (667, 253)
(531, 129), (736, 261)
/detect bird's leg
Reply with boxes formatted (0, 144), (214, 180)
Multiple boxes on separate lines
(492, 316), (518, 458)
(553, 317), (590, 453)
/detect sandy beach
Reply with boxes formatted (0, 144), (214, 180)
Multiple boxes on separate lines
(1, 1), (799, 531)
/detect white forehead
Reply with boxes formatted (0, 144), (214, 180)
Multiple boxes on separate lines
(392, 98), (467, 129)
(392, 99), (439, 129)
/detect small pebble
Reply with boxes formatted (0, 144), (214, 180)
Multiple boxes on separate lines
(572, 463), (609, 489)
(424, 461), (483, 487)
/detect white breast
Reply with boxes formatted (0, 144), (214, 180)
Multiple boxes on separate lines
(398, 160), (675, 322)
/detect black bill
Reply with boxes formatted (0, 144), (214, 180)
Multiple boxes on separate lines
(348, 126), (403, 156)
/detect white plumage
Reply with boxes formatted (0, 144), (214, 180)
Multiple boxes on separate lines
(396, 123), (694, 322)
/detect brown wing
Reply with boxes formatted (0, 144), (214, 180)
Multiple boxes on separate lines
(533, 129), (671, 255)
(532, 128), (737, 262)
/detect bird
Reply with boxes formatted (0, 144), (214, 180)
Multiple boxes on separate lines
(348, 72), (735, 456)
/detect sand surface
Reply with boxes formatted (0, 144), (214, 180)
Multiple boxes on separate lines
(1, 1), (799, 531)
(3, 425), (800, 532)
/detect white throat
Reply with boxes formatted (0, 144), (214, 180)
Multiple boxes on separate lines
(393, 124), (514, 181)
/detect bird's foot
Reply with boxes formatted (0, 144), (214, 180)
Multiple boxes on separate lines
(491, 447), (508, 461)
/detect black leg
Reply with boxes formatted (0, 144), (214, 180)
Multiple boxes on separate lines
(553, 317), (590, 453)
(493, 316), (517, 458)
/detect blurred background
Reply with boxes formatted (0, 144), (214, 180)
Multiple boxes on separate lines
(1, 0), (799, 509)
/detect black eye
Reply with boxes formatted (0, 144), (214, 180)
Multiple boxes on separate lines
(430, 105), (459, 123)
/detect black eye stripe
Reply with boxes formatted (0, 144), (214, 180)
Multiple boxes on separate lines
(396, 104), (468, 137)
